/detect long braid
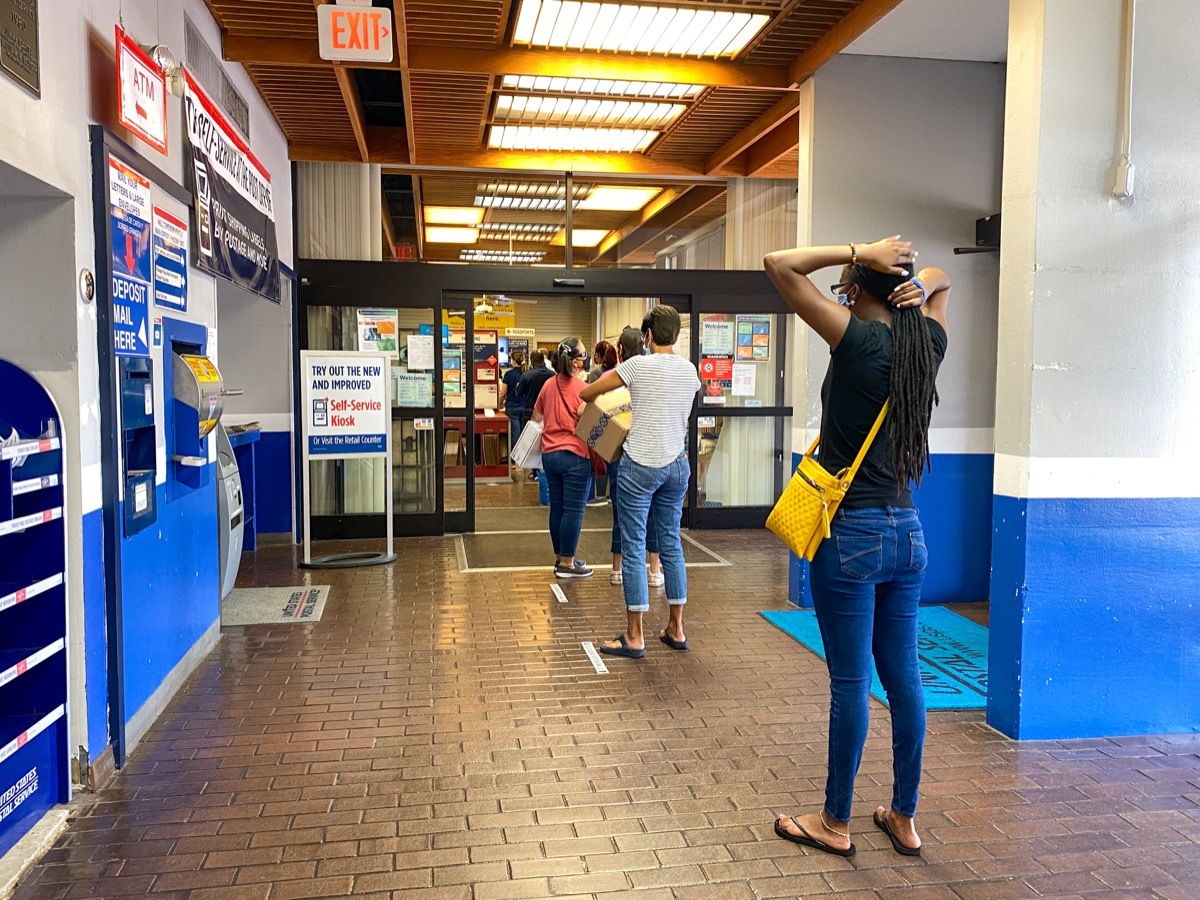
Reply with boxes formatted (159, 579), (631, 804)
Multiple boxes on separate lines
(848, 264), (940, 491)
(888, 307), (939, 491)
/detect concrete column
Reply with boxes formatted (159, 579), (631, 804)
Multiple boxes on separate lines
(990, 0), (1200, 738)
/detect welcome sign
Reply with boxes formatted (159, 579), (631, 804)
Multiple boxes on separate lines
(183, 69), (279, 302)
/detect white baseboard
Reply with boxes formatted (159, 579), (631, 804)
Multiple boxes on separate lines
(125, 619), (221, 757)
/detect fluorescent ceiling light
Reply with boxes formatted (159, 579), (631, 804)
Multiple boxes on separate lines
(425, 226), (479, 244)
(478, 223), (560, 241)
(488, 125), (657, 153)
(501, 75), (702, 99)
(494, 95), (685, 129)
(511, 0), (769, 58)
(424, 206), (485, 225)
(550, 228), (609, 248)
(460, 249), (547, 263)
(476, 195), (567, 211)
(578, 186), (661, 211)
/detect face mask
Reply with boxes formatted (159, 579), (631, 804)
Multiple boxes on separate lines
(836, 292), (852, 308)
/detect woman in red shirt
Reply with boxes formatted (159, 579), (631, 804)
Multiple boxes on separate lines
(532, 338), (594, 578)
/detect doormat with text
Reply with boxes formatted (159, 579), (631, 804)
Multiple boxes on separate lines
(221, 585), (330, 626)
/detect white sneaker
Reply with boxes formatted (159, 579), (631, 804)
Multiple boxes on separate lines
(648, 571), (665, 587)
(609, 570), (623, 585)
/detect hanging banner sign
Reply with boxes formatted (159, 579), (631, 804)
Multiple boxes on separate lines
(108, 158), (152, 358)
(152, 206), (188, 312)
(183, 69), (280, 303)
(303, 353), (389, 457)
(116, 27), (167, 155)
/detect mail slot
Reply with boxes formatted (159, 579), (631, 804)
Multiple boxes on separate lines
(172, 352), (224, 463)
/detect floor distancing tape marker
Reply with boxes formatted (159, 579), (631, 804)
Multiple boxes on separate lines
(550, 584), (568, 604)
(581, 642), (609, 674)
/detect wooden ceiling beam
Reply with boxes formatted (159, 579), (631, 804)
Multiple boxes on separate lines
(289, 127), (411, 164)
(312, 0), (368, 162)
(222, 35), (793, 90)
(788, 0), (906, 87)
(704, 92), (799, 175)
(386, 149), (711, 178)
(743, 111), (800, 176)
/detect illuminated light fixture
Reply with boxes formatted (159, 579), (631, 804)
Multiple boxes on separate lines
(476, 195), (567, 212)
(512, 0), (769, 58)
(424, 206), (485, 226)
(478, 223), (559, 241)
(501, 74), (702, 99)
(494, 95), (685, 129)
(550, 228), (610, 248)
(425, 226), (479, 244)
(488, 125), (657, 153)
(460, 249), (546, 263)
(578, 186), (661, 211)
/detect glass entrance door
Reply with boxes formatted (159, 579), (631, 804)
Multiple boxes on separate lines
(441, 293), (475, 533)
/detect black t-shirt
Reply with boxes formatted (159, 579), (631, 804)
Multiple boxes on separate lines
(502, 367), (524, 410)
(516, 366), (553, 413)
(817, 315), (948, 508)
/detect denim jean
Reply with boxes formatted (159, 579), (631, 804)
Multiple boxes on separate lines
(809, 505), (928, 821)
(608, 455), (659, 556)
(507, 408), (523, 451)
(615, 452), (689, 612)
(542, 449), (592, 558)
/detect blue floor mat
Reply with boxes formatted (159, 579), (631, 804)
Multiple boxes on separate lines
(760, 606), (988, 710)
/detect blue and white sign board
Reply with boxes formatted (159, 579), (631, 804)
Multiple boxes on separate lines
(299, 351), (393, 565)
(109, 158), (152, 358)
(152, 206), (189, 312)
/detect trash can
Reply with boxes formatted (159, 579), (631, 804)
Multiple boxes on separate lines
(216, 424), (244, 599)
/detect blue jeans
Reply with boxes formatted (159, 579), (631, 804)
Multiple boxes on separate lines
(507, 408), (523, 451)
(608, 455), (659, 556)
(615, 453), (689, 612)
(542, 450), (592, 558)
(809, 506), (928, 821)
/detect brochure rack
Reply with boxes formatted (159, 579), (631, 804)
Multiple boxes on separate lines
(0, 359), (69, 857)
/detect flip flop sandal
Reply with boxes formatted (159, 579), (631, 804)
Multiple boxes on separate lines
(659, 631), (688, 651)
(773, 816), (856, 858)
(873, 809), (922, 857)
(598, 634), (645, 658)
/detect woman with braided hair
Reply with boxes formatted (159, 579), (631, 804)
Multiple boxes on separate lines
(764, 236), (950, 859)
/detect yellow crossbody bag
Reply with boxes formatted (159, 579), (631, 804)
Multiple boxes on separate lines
(766, 401), (890, 561)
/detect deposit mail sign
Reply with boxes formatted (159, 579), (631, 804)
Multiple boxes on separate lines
(303, 353), (390, 457)
(317, 2), (394, 63)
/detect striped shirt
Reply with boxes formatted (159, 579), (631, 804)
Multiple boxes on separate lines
(616, 354), (701, 468)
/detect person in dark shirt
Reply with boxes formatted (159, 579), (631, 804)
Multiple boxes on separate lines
(764, 236), (950, 860)
(499, 349), (527, 448)
(514, 350), (554, 481)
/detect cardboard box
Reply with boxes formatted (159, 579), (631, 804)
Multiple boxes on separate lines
(575, 388), (632, 462)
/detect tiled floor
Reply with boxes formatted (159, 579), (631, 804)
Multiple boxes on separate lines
(14, 531), (1200, 899)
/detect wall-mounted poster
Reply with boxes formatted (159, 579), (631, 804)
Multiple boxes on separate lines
(736, 314), (772, 361)
(701, 315), (734, 355)
(357, 309), (399, 359)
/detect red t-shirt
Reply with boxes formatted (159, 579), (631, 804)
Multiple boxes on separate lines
(534, 375), (588, 458)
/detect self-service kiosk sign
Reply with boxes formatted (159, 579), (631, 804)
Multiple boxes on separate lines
(108, 158), (152, 359)
(303, 353), (390, 457)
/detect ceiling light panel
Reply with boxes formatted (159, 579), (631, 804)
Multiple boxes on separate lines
(550, 228), (610, 248)
(512, 1), (769, 58)
(424, 206), (485, 225)
(495, 95), (685, 130)
(501, 75), (702, 100)
(477, 223), (560, 241)
(425, 226), (479, 244)
(489, 125), (657, 153)
(578, 186), (661, 211)
(460, 249), (547, 263)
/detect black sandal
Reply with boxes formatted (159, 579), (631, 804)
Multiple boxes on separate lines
(773, 816), (856, 858)
(873, 809), (922, 857)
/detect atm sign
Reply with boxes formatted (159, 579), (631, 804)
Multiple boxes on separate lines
(317, 4), (395, 63)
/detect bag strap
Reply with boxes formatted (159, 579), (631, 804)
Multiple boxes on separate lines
(804, 400), (891, 482)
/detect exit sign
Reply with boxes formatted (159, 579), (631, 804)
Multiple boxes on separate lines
(317, 3), (394, 64)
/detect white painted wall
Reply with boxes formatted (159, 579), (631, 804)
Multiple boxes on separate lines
(996, 0), (1200, 498)
(805, 53), (1006, 455)
(0, 0), (293, 762)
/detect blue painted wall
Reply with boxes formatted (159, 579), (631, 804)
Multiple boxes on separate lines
(788, 451), (993, 607)
(82, 509), (108, 759)
(255, 431), (292, 534)
(119, 474), (219, 722)
(989, 495), (1200, 739)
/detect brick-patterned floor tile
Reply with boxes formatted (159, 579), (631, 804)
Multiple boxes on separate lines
(11, 533), (1200, 899)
